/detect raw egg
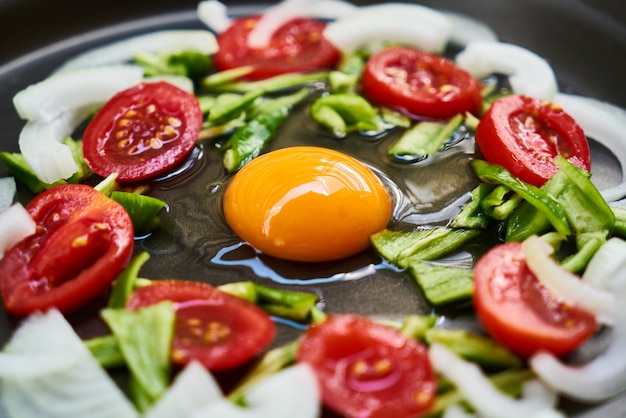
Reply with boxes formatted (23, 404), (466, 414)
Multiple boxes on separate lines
(223, 146), (392, 262)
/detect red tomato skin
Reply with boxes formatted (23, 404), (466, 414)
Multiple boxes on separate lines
(82, 82), (202, 182)
(476, 94), (590, 186)
(296, 314), (437, 418)
(215, 16), (339, 80)
(360, 46), (482, 120)
(125, 280), (276, 371)
(0, 184), (134, 316)
(473, 242), (598, 358)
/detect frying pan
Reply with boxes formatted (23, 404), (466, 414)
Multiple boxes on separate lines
(0, 0), (625, 417)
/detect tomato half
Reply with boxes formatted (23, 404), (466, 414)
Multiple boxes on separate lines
(296, 314), (436, 418)
(473, 242), (598, 358)
(214, 16), (339, 80)
(476, 94), (590, 186)
(83, 81), (203, 182)
(125, 280), (276, 371)
(0, 184), (134, 316)
(360, 46), (482, 120)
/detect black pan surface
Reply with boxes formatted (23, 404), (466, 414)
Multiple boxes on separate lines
(0, 1), (625, 417)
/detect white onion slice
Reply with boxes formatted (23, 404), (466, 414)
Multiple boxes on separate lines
(582, 238), (626, 289)
(522, 235), (616, 325)
(197, 0), (232, 33)
(244, 363), (319, 418)
(17, 103), (99, 184)
(455, 41), (557, 101)
(187, 364), (320, 418)
(324, 3), (452, 54)
(442, 404), (476, 418)
(429, 343), (562, 418)
(56, 30), (218, 73)
(443, 11), (499, 47)
(0, 203), (36, 260)
(0, 177), (16, 212)
(530, 269), (626, 403)
(0, 309), (136, 418)
(553, 93), (626, 202)
(247, 0), (358, 49)
(13, 65), (143, 122)
(145, 361), (223, 418)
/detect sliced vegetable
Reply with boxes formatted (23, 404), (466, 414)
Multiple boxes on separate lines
(361, 46), (482, 120)
(472, 159), (571, 238)
(388, 114), (464, 160)
(424, 328), (522, 371)
(82, 81), (203, 182)
(0, 184), (134, 316)
(310, 93), (384, 137)
(135, 50), (211, 79)
(582, 237), (626, 288)
(475, 95), (590, 187)
(197, 0), (231, 33)
(110, 191), (166, 234)
(429, 343), (564, 418)
(0, 203), (36, 261)
(101, 302), (175, 412)
(144, 361), (223, 418)
(18, 111), (89, 183)
(214, 15), (339, 80)
(203, 70), (328, 94)
(530, 243), (626, 403)
(296, 314), (437, 418)
(0, 309), (136, 418)
(55, 30), (217, 73)
(223, 106), (290, 172)
(553, 93), (626, 202)
(13, 65), (143, 122)
(324, 3), (452, 54)
(443, 11), (499, 47)
(456, 41), (558, 101)
(247, 0), (358, 48)
(473, 241), (598, 357)
(125, 280), (276, 371)
(522, 235), (615, 324)
(0, 177), (16, 212)
(408, 261), (474, 307)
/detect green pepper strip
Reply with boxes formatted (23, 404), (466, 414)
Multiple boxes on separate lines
(408, 261), (474, 307)
(218, 281), (319, 323)
(387, 114), (464, 159)
(472, 159), (571, 238)
(223, 106), (290, 172)
(203, 71), (329, 94)
(451, 183), (494, 229)
(310, 94), (383, 137)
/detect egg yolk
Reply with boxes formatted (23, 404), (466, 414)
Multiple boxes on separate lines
(223, 146), (392, 262)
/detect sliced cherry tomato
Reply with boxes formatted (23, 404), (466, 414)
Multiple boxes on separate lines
(83, 81), (202, 182)
(125, 280), (276, 371)
(0, 184), (134, 316)
(473, 242), (598, 358)
(296, 314), (436, 418)
(214, 16), (339, 80)
(360, 46), (482, 120)
(476, 94), (590, 186)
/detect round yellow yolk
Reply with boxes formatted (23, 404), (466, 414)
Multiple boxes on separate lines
(223, 146), (392, 262)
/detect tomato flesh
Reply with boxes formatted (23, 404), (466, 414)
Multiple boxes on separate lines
(125, 280), (276, 371)
(473, 242), (598, 358)
(360, 46), (482, 120)
(0, 184), (134, 316)
(476, 94), (590, 186)
(215, 16), (339, 80)
(83, 81), (202, 182)
(296, 314), (436, 418)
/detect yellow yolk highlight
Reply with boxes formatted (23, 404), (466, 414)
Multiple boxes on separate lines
(223, 146), (392, 262)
